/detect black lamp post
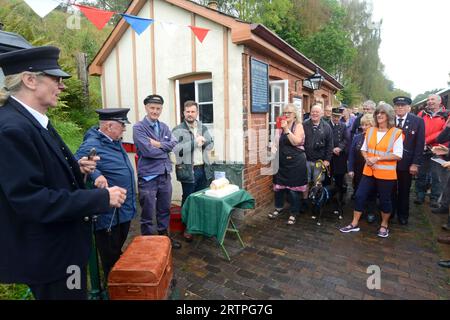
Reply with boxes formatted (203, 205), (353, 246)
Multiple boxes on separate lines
(303, 68), (324, 91)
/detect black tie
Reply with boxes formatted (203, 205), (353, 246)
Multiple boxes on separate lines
(397, 118), (403, 128)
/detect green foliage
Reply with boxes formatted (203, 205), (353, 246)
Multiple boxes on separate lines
(0, 284), (33, 300)
(193, 0), (410, 106)
(51, 118), (84, 152)
(0, 0), (112, 136)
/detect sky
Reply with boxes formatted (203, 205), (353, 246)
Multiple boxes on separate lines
(370, 0), (450, 98)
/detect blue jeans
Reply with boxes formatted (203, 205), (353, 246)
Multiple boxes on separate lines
(415, 157), (443, 201)
(274, 189), (301, 216)
(181, 166), (207, 206)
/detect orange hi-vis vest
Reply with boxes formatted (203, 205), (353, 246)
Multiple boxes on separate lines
(362, 127), (403, 180)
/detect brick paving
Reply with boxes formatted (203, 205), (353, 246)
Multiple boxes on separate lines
(127, 195), (450, 300)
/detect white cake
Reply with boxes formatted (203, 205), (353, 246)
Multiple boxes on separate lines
(205, 178), (238, 197)
(205, 184), (239, 198)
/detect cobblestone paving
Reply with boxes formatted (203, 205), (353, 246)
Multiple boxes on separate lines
(128, 197), (450, 300)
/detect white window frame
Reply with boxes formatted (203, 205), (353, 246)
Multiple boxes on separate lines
(269, 80), (288, 143)
(195, 79), (214, 133)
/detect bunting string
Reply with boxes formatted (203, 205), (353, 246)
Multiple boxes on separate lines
(22, 0), (211, 42)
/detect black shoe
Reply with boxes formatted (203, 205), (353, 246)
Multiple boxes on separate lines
(171, 238), (182, 249)
(414, 198), (424, 205)
(398, 218), (408, 225)
(430, 201), (440, 209)
(442, 224), (450, 231)
(158, 230), (182, 249)
(432, 206), (449, 214)
(438, 260), (450, 268)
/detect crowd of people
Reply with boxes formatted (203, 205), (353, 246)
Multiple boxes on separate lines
(1, 44), (449, 300)
(269, 96), (450, 246)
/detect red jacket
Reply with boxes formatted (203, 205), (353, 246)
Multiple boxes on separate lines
(418, 107), (448, 146)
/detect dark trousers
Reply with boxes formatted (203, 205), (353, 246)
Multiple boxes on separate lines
(416, 156), (443, 201)
(181, 166), (208, 206)
(392, 170), (412, 220)
(28, 266), (87, 300)
(334, 174), (345, 201)
(441, 172), (450, 208)
(275, 189), (301, 216)
(95, 221), (131, 280)
(139, 174), (172, 235)
(355, 175), (396, 214)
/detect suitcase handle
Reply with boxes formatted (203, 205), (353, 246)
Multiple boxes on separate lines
(126, 287), (142, 293)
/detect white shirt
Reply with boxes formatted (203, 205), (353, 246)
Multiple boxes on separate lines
(361, 129), (403, 158)
(11, 96), (49, 129)
(187, 121), (204, 166)
(98, 129), (113, 142)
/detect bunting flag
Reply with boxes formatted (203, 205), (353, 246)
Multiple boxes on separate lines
(75, 4), (115, 30)
(24, 0), (60, 18)
(22, 1), (212, 44)
(159, 21), (178, 37)
(189, 26), (210, 43)
(120, 14), (154, 35)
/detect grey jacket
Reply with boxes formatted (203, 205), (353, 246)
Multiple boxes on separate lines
(172, 121), (214, 183)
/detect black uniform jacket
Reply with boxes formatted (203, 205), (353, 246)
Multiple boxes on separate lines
(0, 98), (109, 285)
(330, 121), (348, 175)
(397, 113), (425, 171)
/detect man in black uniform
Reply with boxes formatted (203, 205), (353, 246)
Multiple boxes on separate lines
(391, 96), (425, 225)
(0, 46), (127, 300)
(329, 107), (349, 202)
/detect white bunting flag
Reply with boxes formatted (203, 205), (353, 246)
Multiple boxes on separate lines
(24, 0), (61, 18)
(159, 21), (178, 37)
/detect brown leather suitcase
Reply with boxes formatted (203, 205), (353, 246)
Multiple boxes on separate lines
(107, 235), (173, 300)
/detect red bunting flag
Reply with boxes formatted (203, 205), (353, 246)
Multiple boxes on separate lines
(75, 4), (115, 30)
(189, 26), (210, 43)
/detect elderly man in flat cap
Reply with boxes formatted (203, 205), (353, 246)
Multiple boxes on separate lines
(0, 46), (127, 300)
(75, 108), (136, 281)
(133, 94), (181, 249)
(391, 96), (425, 225)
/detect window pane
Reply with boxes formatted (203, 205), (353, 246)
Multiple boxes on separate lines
(198, 82), (213, 102)
(273, 88), (281, 103)
(199, 103), (213, 123)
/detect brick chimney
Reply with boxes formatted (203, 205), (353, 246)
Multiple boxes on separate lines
(207, 1), (218, 10)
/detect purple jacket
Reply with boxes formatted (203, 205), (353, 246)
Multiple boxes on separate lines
(133, 117), (178, 178)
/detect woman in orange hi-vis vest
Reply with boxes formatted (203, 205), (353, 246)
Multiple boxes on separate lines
(340, 103), (403, 238)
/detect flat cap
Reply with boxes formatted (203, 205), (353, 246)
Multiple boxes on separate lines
(0, 46), (70, 78)
(143, 94), (164, 105)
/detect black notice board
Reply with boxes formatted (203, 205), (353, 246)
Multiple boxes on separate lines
(250, 58), (269, 113)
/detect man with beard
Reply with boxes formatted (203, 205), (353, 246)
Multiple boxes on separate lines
(173, 100), (214, 241)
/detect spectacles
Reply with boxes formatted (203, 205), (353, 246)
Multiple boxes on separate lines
(36, 72), (64, 85)
(283, 112), (293, 115)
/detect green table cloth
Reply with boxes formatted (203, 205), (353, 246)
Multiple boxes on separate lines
(181, 188), (255, 244)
